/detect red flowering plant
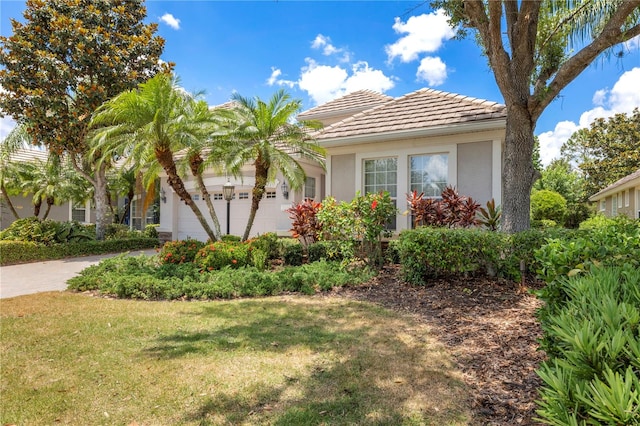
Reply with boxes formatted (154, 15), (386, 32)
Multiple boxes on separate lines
(406, 185), (479, 228)
(158, 239), (206, 264)
(286, 198), (322, 248)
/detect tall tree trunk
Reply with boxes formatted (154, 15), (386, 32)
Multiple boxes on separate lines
(93, 162), (112, 240)
(501, 103), (538, 233)
(242, 159), (268, 241)
(42, 196), (54, 219)
(156, 147), (216, 241)
(189, 153), (221, 240)
(1, 182), (20, 220)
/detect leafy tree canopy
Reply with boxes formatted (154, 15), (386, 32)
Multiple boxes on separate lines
(562, 108), (640, 197)
(0, 0), (169, 156)
(432, 0), (640, 232)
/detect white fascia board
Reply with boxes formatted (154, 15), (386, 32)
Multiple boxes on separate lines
(317, 119), (506, 148)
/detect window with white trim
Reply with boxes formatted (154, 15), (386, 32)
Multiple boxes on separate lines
(71, 203), (86, 222)
(599, 200), (606, 211)
(304, 177), (316, 199)
(409, 153), (448, 197)
(625, 190), (629, 207)
(364, 157), (397, 197)
(364, 157), (397, 230)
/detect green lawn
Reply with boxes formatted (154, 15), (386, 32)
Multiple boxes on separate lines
(1, 292), (470, 425)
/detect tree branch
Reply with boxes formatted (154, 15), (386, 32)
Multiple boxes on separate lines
(70, 153), (96, 187)
(530, 0), (640, 120)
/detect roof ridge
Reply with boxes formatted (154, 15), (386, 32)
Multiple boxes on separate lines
(298, 89), (393, 117)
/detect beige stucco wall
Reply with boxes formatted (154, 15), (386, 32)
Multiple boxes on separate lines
(597, 187), (640, 219)
(1, 196), (72, 230)
(323, 128), (504, 233)
(329, 154), (356, 202)
(457, 141), (493, 204)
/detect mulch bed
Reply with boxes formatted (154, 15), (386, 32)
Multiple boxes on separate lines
(333, 265), (547, 425)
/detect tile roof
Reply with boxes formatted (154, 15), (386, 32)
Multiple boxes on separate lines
(589, 168), (640, 200)
(297, 90), (393, 120)
(8, 147), (49, 163)
(315, 88), (506, 140)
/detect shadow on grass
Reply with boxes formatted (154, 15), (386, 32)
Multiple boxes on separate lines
(145, 298), (471, 425)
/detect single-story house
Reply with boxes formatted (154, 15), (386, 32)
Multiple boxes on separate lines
(0, 147), (156, 230)
(300, 88), (507, 233)
(159, 87), (507, 241)
(588, 169), (640, 219)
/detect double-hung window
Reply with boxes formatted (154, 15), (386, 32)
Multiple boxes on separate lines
(304, 177), (316, 199)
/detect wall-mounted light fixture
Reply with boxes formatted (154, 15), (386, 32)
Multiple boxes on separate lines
(281, 180), (289, 200)
(160, 187), (167, 204)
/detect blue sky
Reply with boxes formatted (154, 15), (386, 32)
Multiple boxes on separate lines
(1, 1), (639, 165)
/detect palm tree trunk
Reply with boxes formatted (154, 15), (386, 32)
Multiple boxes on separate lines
(156, 147), (216, 241)
(242, 159), (268, 241)
(33, 198), (42, 218)
(189, 154), (221, 240)
(42, 196), (54, 219)
(1, 182), (20, 220)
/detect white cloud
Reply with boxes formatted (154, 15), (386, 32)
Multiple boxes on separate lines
(160, 13), (180, 30)
(537, 67), (640, 166)
(297, 59), (395, 105)
(311, 34), (350, 62)
(416, 56), (447, 86)
(266, 67), (295, 88)
(385, 10), (456, 63)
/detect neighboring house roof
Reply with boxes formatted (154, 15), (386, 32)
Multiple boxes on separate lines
(8, 147), (49, 163)
(297, 90), (393, 121)
(588, 169), (640, 201)
(315, 88), (506, 142)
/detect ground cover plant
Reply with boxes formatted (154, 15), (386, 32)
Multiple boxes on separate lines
(0, 292), (471, 425)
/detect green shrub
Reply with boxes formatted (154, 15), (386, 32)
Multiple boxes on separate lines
(159, 239), (205, 264)
(220, 234), (242, 243)
(535, 267), (640, 425)
(68, 254), (373, 300)
(396, 227), (506, 284)
(578, 213), (615, 230)
(247, 232), (279, 260)
(531, 189), (567, 224)
(0, 218), (94, 245)
(194, 241), (251, 270)
(535, 217), (640, 283)
(0, 238), (159, 266)
(143, 224), (159, 239)
(282, 241), (304, 266)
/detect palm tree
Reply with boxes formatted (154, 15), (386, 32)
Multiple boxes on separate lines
(228, 89), (325, 241)
(1, 124), (30, 219)
(89, 73), (220, 241)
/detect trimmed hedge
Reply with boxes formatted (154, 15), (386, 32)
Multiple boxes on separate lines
(0, 238), (159, 266)
(395, 227), (576, 284)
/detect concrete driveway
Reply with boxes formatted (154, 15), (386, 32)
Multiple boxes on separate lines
(0, 249), (157, 299)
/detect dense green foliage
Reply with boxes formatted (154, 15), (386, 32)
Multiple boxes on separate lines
(531, 189), (568, 224)
(0, 238), (158, 266)
(0, 218), (94, 245)
(535, 217), (640, 284)
(395, 227), (574, 284)
(562, 109), (640, 197)
(316, 191), (397, 266)
(67, 255), (374, 300)
(158, 239), (206, 264)
(535, 267), (640, 425)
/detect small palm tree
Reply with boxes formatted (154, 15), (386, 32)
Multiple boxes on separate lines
(89, 73), (221, 241)
(1, 124), (30, 219)
(228, 89), (325, 241)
